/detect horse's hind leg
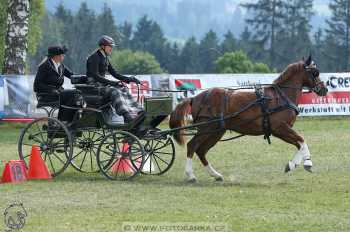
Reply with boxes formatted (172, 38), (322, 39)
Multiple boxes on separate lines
(272, 122), (313, 173)
(195, 130), (226, 181)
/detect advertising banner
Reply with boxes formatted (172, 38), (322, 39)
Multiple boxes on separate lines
(169, 73), (350, 116)
(2, 73), (350, 119)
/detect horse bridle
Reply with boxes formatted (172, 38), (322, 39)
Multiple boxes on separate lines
(304, 64), (324, 93)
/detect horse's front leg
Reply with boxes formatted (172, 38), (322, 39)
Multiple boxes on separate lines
(272, 123), (313, 173)
(289, 142), (312, 172)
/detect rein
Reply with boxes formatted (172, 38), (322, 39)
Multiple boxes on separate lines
(139, 83), (189, 93)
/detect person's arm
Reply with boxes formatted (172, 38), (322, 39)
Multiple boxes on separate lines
(87, 55), (117, 85)
(107, 60), (131, 83)
(107, 60), (141, 84)
(63, 64), (74, 78)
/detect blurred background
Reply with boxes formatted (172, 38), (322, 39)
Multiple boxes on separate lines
(0, 0), (346, 75)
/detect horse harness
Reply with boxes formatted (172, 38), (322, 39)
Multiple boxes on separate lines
(192, 85), (299, 144)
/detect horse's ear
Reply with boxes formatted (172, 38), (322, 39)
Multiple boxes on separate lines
(305, 55), (312, 66)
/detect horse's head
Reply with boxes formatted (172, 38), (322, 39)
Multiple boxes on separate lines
(302, 55), (328, 96)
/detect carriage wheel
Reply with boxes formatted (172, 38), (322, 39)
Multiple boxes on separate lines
(70, 129), (105, 173)
(96, 131), (145, 181)
(140, 135), (176, 175)
(18, 117), (73, 177)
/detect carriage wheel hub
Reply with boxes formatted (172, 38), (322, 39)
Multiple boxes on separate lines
(79, 139), (94, 150)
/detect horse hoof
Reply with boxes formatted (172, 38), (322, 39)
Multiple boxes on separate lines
(284, 163), (291, 173)
(215, 176), (224, 182)
(187, 178), (197, 183)
(304, 165), (312, 173)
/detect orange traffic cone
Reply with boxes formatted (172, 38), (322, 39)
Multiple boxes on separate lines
(122, 143), (129, 153)
(1, 160), (28, 184)
(27, 145), (52, 180)
(111, 158), (134, 173)
(111, 143), (134, 173)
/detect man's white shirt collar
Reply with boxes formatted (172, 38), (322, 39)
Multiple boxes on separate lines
(51, 59), (60, 73)
(100, 49), (107, 57)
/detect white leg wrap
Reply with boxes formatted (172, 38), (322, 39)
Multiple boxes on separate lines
(185, 158), (196, 180)
(291, 150), (303, 166)
(298, 142), (312, 167)
(206, 163), (223, 180)
(288, 142), (312, 171)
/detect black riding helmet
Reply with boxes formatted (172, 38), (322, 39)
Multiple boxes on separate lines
(98, 35), (116, 47)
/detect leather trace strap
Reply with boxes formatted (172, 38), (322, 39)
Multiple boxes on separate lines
(255, 85), (272, 144)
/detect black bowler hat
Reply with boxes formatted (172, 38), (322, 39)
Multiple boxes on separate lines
(47, 45), (68, 57)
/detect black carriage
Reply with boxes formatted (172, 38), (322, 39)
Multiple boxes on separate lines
(18, 76), (175, 180)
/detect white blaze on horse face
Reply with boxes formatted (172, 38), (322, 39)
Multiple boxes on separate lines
(185, 158), (196, 180)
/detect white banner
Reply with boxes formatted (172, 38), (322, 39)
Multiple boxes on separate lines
(169, 73), (350, 116)
(0, 78), (4, 117)
(2, 73), (350, 118)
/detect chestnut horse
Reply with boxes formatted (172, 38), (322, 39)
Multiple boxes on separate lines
(169, 56), (328, 182)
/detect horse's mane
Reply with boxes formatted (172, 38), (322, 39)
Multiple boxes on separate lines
(273, 61), (304, 85)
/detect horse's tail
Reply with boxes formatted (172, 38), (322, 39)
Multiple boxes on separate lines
(169, 98), (192, 146)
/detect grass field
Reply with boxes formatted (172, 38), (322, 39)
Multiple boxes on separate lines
(1, 118), (350, 231)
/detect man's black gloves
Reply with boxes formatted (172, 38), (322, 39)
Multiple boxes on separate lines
(129, 76), (141, 84)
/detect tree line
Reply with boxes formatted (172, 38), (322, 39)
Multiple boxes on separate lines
(29, 2), (272, 75)
(0, 0), (44, 74)
(2, 1), (350, 75)
(242, 0), (350, 72)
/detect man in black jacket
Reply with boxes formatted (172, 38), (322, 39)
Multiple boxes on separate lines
(86, 35), (143, 123)
(34, 46), (81, 121)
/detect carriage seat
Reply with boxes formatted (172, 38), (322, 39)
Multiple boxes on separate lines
(73, 84), (105, 107)
(36, 92), (60, 108)
(71, 76), (105, 107)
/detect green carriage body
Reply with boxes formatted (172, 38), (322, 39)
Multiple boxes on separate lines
(18, 81), (176, 178)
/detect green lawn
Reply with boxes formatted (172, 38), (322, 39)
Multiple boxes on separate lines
(1, 118), (350, 231)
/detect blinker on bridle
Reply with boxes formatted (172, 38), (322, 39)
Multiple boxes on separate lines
(304, 62), (324, 93)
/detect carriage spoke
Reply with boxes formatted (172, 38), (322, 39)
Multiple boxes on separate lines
(89, 151), (94, 171)
(152, 151), (173, 155)
(71, 150), (84, 160)
(35, 123), (45, 142)
(23, 154), (30, 159)
(79, 151), (88, 170)
(47, 153), (55, 174)
(153, 153), (170, 165)
(124, 158), (137, 172)
(52, 153), (66, 165)
(51, 138), (65, 147)
(106, 157), (119, 171)
(152, 141), (163, 150)
(100, 158), (113, 165)
(152, 155), (162, 172)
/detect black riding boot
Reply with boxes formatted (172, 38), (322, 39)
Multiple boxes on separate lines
(123, 111), (145, 124)
(123, 112), (133, 124)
